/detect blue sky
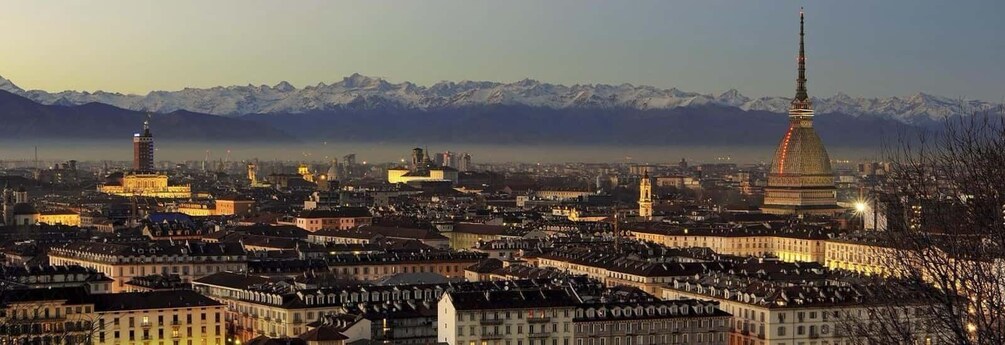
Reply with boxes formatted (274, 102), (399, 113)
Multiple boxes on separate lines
(1, 0), (1002, 100)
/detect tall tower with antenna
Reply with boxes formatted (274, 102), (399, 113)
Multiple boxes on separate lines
(762, 9), (841, 215)
(132, 115), (155, 172)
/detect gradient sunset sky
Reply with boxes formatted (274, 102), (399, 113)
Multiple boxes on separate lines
(2, 0), (1003, 100)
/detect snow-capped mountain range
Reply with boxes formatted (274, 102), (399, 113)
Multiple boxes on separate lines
(0, 73), (996, 124)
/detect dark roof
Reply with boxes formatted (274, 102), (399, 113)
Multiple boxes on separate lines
(2, 286), (91, 304)
(52, 241), (246, 258)
(11, 203), (38, 215)
(233, 225), (309, 239)
(360, 225), (448, 241)
(466, 259), (504, 273)
(446, 288), (580, 311)
(147, 212), (195, 224)
(298, 327), (349, 341)
(296, 207), (372, 219)
(90, 290), (222, 312)
(374, 272), (452, 286)
(452, 223), (519, 236)
(247, 337), (307, 345)
(193, 271), (272, 290)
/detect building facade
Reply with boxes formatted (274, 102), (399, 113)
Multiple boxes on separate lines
(48, 241), (247, 292)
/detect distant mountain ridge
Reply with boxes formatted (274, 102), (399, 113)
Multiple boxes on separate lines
(0, 74), (997, 125)
(0, 90), (294, 141)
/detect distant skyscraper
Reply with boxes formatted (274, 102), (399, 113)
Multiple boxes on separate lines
(342, 153), (356, 177)
(327, 159), (340, 181)
(132, 116), (155, 172)
(459, 153), (472, 172)
(762, 10), (841, 215)
(440, 151), (455, 168)
(639, 171), (654, 219)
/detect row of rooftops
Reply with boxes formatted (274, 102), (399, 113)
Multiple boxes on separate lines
(539, 249), (728, 277)
(4, 286), (221, 312)
(295, 207), (373, 219)
(572, 300), (730, 321)
(194, 271), (598, 309)
(244, 251), (486, 275)
(0, 264), (112, 284)
(664, 261), (931, 308)
(49, 240), (247, 262)
(626, 221), (838, 240)
(444, 284), (730, 321)
(310, 225), (449, 241)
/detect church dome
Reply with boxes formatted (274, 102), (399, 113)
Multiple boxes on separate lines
(769, 121), (833, 176)
(11, 203), (38, 215)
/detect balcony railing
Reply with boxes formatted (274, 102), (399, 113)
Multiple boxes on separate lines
(527, 317), (550, 323)
(479, 318), (504, 325)
(528, 331), (550, 338)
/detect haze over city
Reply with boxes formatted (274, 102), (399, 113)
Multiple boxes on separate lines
(1, 2), (1003, 345)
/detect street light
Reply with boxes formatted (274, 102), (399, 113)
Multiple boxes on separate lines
(854, 201), (867, 213)
(853, 200), (869, 230)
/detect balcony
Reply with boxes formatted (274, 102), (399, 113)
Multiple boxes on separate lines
(480, 318), (504, 325)
(482, 333), (505, 340)
(528, 331), (550, 338)
(140, 321), (152, 328)
(526, 317), (550, 323)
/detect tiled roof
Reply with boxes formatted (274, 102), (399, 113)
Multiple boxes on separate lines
(90, 290), (222, 312)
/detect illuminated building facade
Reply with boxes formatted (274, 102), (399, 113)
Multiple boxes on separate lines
(99, 120), (192, 198)
(762, 11), (842, 216)
(48, 241), (247, 293)
(639, 171), (654, 219)
(39, 209), (81, 226)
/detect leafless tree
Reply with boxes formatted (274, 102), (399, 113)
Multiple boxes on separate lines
(851, 109), (1005, 344)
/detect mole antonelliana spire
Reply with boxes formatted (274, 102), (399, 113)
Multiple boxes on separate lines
(761, 8), (842, 216)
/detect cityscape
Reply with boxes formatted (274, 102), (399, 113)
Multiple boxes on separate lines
(1, 2), (1004, 345)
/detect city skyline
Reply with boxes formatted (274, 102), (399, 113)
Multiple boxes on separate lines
(1, 2), (1002, 344)
(2, 0), (1004, 100)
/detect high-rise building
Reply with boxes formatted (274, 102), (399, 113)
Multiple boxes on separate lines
(639, 171), (654, 219)
(132, 117), (155, 172)
(762, 10), (842, 216)
(459, 153), (472, 172)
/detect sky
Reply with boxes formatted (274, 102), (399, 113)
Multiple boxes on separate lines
(1, 0), (1003, 100)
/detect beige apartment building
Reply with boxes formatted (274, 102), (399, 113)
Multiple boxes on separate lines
(48, 241), (247, 292)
